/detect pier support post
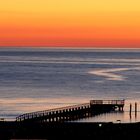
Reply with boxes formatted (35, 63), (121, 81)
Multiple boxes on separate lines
(135, 102), (137, 118)
(129, 103), (132, 119)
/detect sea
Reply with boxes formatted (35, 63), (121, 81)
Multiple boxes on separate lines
(0, 48), (140, 123)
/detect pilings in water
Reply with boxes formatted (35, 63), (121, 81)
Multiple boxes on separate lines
(135, 102), (137, 118)
(129, 102), (138, 120)
(129, 103), (132, 119)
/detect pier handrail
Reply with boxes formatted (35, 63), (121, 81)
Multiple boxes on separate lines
(90, 99), (125, 105)
(16, 103), (90, 122)
(16, 99), (125, 122)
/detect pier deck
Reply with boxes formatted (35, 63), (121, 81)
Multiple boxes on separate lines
(16, 99), (125, 123)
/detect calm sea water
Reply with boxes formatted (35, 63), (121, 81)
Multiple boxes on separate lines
(0, 48), (140, 122)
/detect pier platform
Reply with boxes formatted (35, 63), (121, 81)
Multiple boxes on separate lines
(16, 99), (125, 123)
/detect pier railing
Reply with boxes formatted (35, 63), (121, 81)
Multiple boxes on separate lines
(90, 100), (125, 105)
(16, 103), (90, 122)
(16, 99), (125, 122)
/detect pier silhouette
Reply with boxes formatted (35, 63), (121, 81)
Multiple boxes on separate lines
(16, 99), (124, 123)
(3, 99), (140, 140)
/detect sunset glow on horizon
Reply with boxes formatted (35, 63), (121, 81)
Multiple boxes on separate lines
(1, 0), (140, 48)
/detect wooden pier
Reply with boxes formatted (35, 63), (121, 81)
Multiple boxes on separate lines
(16, 99), (125, 123)
(90, 100), (124, 112)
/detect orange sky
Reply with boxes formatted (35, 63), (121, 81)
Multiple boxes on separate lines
(0, 0), (140, 48)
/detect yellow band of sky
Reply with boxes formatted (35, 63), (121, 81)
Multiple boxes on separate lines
(1, 0), (140, 47)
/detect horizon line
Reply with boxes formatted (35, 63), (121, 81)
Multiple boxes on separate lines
(0, 46), (140, 50)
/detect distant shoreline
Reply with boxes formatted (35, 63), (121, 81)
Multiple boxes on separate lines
(0, 46), (140, 50)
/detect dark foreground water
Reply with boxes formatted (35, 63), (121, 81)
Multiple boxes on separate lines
(0, 48), (140, 122)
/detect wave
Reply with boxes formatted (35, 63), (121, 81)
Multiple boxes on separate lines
(89, 67), (140, 81)
(0, 57), (140, 65)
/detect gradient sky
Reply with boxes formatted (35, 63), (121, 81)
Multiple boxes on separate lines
(0, 0), (140, 48)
